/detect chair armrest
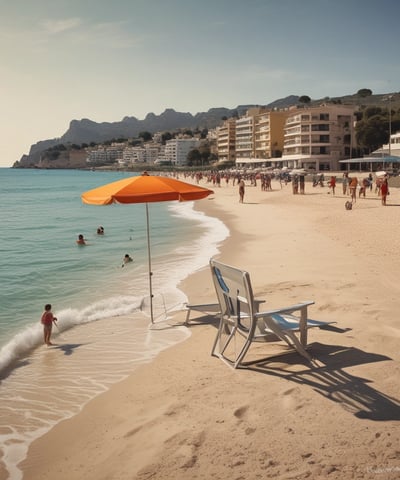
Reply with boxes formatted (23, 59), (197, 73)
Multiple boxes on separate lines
(254, 301), (314, 319)
(185, 303), (220, 312)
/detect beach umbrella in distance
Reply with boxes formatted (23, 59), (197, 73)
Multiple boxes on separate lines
(81, 172), (214, 323)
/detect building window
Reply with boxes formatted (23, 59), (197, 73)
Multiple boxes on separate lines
(311, 124), (329, 131)
(320, 113), (329, 121)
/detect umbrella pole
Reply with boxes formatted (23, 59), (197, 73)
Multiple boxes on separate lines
(145, 203), (154, 323)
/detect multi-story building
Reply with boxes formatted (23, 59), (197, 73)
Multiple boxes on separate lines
(254, 110), (289, 160)
(143, 144), (160, 163)
(235, 107), (266, 160)
(222, 107), (289, 167)
(87, 144), (125, 165)
(281, 104), (357, 171)
(164, 138), (198, 166)
(122, 146), (145, 164)
(120, 143), (161, 165)
(217, 118), (236, 163)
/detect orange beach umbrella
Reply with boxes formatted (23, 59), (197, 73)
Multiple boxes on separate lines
(81, 172), (214, 323)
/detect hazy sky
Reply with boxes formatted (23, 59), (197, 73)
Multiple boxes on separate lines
(1, 0), (399, 167)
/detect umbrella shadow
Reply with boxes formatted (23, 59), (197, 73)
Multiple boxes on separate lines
(247, 343), (400, 421)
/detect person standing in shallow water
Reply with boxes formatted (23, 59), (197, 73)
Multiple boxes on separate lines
(41, 304), (57, 346)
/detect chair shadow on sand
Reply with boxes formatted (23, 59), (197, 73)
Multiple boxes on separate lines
(184, 311), (400, 421)
(247, 342), (400, 422)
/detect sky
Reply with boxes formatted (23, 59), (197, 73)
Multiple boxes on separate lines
(1, 0), (399, 167)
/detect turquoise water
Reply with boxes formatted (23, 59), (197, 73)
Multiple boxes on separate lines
(0, 168), (228, 479)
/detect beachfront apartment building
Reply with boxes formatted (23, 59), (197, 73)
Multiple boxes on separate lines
(235, 107), (267, 160)
(163, 138), (199, 166)
(281, 104), (356, 171)
(254, 110), (289, 159)
(217, 118), (236, 163)
(217, 103), (358, 171)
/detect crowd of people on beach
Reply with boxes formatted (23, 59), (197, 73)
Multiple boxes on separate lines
(183, 168), (391, 206)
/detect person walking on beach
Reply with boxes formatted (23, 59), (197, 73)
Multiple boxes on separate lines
(329, 176), (336, 195)
(292, 174), (299, 194)
(349, 176), (358, 203)
(342, 172), (349, 195)
(239, 178), (245, 203)
(299, 174), (305, 194)
(380, 177), (389, 205)
(41, 304), (57, 346)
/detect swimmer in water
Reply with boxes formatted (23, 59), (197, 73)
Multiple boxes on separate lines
(76, 234), (86, 245)
(122, 254), (133, 267)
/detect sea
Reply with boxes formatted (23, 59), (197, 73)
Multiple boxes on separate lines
(0, 168), (228, 480)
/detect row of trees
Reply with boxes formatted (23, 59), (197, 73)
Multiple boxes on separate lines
(355, 105), (400, 154)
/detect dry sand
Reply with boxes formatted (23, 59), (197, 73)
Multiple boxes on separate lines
(20, 177), (400, 480)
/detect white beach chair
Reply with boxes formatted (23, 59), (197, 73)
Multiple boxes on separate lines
(185, 296), (265, 325)
(210, 258), (333, 369)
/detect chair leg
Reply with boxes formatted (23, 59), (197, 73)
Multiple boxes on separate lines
(184, 308), (191, 326)
(263, 316), (312, 362)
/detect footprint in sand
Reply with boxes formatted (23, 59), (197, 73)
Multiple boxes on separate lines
(233, 405), (249, 419)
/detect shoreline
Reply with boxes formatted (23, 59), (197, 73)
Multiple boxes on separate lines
(20, 179), (400, 480)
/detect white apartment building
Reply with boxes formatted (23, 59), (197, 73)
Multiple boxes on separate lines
(143, 144), (160, 163)
(281, 104), (357, 171)
(87, 144), (124, 164)
(164, 138), (198, 166)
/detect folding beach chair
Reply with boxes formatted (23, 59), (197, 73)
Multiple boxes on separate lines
(210, 258), (333, 369)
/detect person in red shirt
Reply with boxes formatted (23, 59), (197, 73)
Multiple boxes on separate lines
(41, 304), (58, 346)
(380, 177), (389, 205)
(329, 176), (336, 195)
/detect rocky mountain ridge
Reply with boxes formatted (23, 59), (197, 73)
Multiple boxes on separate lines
(14, 91), (396, 168)
(14, 96), (301, 167)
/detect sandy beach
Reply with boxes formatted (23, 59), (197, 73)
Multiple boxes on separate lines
(20, 176), (400, 480)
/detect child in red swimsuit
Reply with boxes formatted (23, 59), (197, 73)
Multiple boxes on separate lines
(41, 304), (57, 346)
